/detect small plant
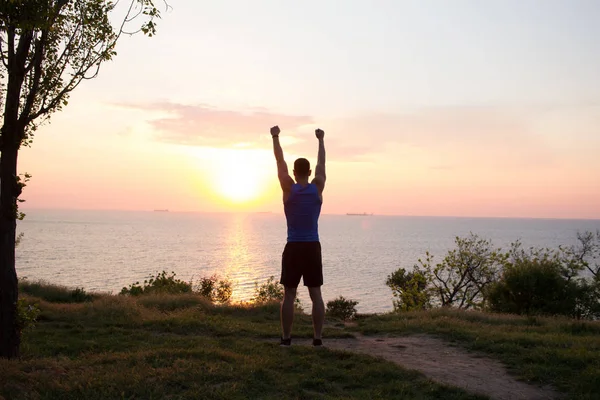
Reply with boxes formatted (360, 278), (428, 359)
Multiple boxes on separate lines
(253, 276), (284, 303)
(17, 299), (41, 333)
(120, 271), (192, 296)
(70, 287), (93, 302)
(386, 268), (431, 312)
(252, 276), (301, 308)
(19, 280), (94, 303)
(120, 271), (234, 304)
(196, 274), (233, 304)
(326, 296), (359, 321)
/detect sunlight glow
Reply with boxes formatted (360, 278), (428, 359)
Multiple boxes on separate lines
(209, 149), (271, 204)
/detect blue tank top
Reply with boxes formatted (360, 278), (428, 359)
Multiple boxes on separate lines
(284, 183), (322, 242)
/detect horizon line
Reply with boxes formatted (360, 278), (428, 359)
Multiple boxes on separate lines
(19, 207), (600, 222)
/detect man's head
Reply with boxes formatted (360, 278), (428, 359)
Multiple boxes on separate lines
(293, 158), (311, 180)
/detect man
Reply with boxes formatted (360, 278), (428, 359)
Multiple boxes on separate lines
(270, 125), (326, 347)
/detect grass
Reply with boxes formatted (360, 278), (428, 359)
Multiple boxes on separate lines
(354, 308), (600, 399)
(19, 279), (95, 303)
(1, 282), (598, 399)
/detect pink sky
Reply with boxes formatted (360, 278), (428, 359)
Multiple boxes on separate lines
(16, 1), (600, 219)
(19, 100), (600, 219)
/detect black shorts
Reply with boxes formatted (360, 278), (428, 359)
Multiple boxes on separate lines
(280, 242), (323, 288)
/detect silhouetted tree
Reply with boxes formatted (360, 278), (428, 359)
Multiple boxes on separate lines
(0, 0), (166, 359)
(419, 234), (506, 310)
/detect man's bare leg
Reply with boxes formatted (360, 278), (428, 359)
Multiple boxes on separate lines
(281, 286), (297, 339)
(308, 286), (325, 340)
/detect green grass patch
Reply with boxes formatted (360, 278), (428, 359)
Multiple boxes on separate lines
(2, 285), (488, 400)
(5, 282), (599, 399)
(354, 308), (600, 399)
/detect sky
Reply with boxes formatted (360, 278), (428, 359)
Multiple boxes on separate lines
(17, 0), (600, 218)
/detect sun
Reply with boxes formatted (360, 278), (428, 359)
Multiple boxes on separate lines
(216, 168), (261, 203)
(210, 149), (271, 204)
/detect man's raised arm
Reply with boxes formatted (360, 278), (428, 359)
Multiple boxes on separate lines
(313, 129), (326, 193)
(271, 125), (294, 192)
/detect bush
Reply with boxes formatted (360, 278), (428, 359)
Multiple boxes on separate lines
(252, 276), (302, 309)
(17, 298), (40, 332)
(561, 230), (600, 279)
(487, 242), (600, 319)
(196, 274), (233, 304)
(70, 287), (94, 302)
(391, 232), (600, 320)
(326, 296), (359, 321)
(120, 271), (192, 296)
(487, 257), (578, 316)
(386, 268), (430, 312)
(418, 234), (505, 310)
(571, 278), (600, 320)
(20, 280), (93, 303)
(253, 276), (284, 303)
(120, 271), (234, 304)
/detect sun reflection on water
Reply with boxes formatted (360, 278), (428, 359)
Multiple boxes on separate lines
(222, 214), (257, 302)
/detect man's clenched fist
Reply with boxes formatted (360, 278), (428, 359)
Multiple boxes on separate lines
(270, 126), (281, 137)
(315, 129), (325, 139)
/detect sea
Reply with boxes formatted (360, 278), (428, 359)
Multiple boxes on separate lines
(15, 209), (600, 313)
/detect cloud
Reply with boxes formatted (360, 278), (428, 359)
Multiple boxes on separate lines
(116, 102), (598, 169)
(326, 106), (563, 169)
(116, 102), (377, 162)
(118, 102), (313, 147)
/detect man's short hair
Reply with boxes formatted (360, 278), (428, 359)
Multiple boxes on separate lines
(294, 158), (311, 177)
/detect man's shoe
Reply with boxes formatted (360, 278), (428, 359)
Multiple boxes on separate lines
(280, 337), (292, 347)
(312, 338), (323, 347)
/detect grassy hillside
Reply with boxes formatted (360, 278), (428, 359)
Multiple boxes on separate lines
(1, 282), (598, 399)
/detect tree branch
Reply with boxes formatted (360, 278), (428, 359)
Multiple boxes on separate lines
(432, 268), (453, 306)
(19, 31), (47, 125)
(119, 0), (138, 35)
(46, 6), (85, 79)
(6, 25), (15, 66)
(19, 0), (70, 125)
(0, 33), (8, 69)
(14, 30), (33, 76)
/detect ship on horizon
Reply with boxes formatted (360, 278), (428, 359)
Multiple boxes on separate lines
(346, 212), (374, 216)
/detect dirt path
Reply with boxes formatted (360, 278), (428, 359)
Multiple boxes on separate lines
(293, 334), (558, 400)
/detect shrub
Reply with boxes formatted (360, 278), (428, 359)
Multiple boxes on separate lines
(120, 271), (234, 304)
(19, 280), (93, 303)
(487, 257), (577, 316)
(571, 278), (600, 320)
(487, 241), (600, 319)
(120, 271), (192, 296)
(253, 276), (284, 303)
(70, 287), (94, 302)
(196, 274), (233, 304)
(418, 234), (505, 310)
(17, 298), (41, 333)
(252, 276), (302, 309)
(560, 230), (600, 279)
(386, 268), (430, 312)
(326, 296), (359, 321)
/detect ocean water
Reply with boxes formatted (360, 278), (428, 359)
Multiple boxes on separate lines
(15, 209), (600, 313)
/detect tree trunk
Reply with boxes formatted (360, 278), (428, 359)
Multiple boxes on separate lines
(0, 127), (20, 359)
(1, 22), (31, 359)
